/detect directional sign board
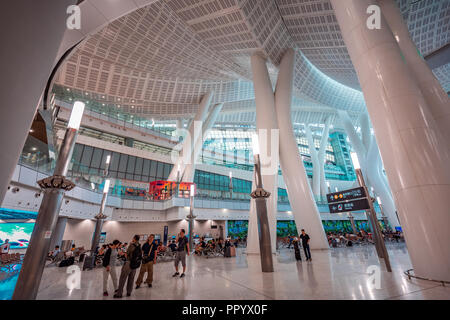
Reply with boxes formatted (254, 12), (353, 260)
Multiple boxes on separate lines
(328, 198), (370, 213)
(327, 187), (367, 204)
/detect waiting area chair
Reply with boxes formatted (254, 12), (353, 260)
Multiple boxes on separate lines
(0, 253), (22, 272)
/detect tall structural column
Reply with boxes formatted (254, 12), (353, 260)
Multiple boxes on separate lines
(338, 110), (400, 228)
(183, 103), (224, 183)
(0, 0), (76, 204)
(168, 92), (214, 181)
(49, 216), (67, 250)
(360, 112), (400, 228)
(331, 0), (450, 281)
(274, 48), (329, 249)
(318, 117), (332, 197)
(304, 125), (321, 198)
(247, 53), (279, 254)
(378, 0), (450, 148)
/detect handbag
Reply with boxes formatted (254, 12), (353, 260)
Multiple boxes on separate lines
(142, 242), (154, 264)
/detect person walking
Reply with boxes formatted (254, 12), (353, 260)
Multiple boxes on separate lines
(172, 229), (189, 278)
(102, 240), (120, 296)
(135, 234), (157, 289)
(114, 235), (142, 298)
(299, 229), (312, 261)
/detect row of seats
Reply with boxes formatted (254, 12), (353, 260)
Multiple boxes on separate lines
(0, 253), (22, 272)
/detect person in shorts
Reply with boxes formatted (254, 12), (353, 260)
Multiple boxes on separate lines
(172, 229), (189, 278)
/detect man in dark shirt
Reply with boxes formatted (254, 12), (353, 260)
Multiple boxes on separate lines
(173, 229), (189, 278)
(299, 229), (312, 261)
(135, 234), (157, 288)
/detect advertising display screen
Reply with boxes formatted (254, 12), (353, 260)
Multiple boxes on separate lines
(0, 223), (35, 249)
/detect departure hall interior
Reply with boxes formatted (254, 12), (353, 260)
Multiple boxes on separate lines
(1, 0), (449, 303)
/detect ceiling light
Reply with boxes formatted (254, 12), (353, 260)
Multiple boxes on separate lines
(350, 152), (360, 170)
(251, 133), (260, 155)
(67, 101), (85, 130)
(103, 179), (110, 193)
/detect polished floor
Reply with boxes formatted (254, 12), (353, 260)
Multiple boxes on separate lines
(33, 243), (449, 300)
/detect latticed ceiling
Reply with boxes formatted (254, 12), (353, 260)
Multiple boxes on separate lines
(54, 0), (449, 125)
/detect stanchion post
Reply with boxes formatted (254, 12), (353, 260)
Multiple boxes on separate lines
(187, 184), (196, 252)
(351, 153), (392, 272)
(250, 134), (274, 273)
(12, 101), (85, 300)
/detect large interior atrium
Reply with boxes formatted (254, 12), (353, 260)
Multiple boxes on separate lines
(1, 0), (449, 305)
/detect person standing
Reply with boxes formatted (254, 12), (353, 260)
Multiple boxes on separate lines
(102, 240), (120, 296)
(293, 237), (302, 261)
(135, 234), (157, 289)
(299, 229), (312, 261)
(172, 229), (189, 278)
(114, 235), (142, 298)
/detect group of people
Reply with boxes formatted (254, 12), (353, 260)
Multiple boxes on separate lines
(326, 229), (404, 247)
(102, 228), (190, 298)
(194, 237), (235, 256)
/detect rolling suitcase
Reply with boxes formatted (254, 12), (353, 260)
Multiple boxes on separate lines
(230, 246), (236, 257)
(83, 255), (94, 270)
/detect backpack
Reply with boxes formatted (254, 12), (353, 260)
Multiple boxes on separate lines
(129, 243), (142, 269)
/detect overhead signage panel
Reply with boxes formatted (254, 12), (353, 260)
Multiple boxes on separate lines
(326, 187), (367, 204)
(328, 198), (370, 213)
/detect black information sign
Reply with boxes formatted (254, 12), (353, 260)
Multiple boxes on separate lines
(328, 198), (370, 213)
(326, 187), (367, 204)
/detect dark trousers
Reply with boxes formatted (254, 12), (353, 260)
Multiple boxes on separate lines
(117, 262), (137, 296)
(303, 244), (311, 260)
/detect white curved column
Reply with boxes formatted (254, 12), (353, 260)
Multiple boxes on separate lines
(246, 53), (279, 254)
(318, 116), (332, 197)
(274, 48), (328, 249)
(183, 103), (223, 183)
(0, 0), (76, 204)
(304, 125), (321, 197)
(168, 92), (213, 181)
(366, 135), (400, 228)
(359, 113), (372, 153)
(339, 110), (400, 228)
(332, 0), (450, 281)
(379, 0), (450, 149)
(246, 174), (260, 254)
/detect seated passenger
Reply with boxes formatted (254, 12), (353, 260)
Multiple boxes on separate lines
(168, 240), (177, 252)
(48, 245), (60, 259)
